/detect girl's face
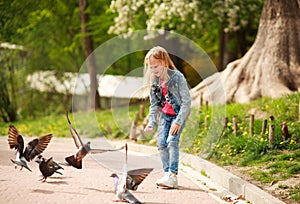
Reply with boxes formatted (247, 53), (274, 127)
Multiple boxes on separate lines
(148, 58), (165, 78)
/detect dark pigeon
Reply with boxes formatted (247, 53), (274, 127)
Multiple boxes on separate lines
(65, 112), (124, 169)
(8, 125), (52, 172)
(37, 155), (64, 182)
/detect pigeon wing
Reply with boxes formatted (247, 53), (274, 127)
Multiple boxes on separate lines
(66, 112), (83, 148)
(24, 134), (52, 161)
(127, 168), (153, 190)
(65, 155), (82, 169)
(48, 157), (64, 170)
(8, 125), (24, 154)
(89, 145), (125, 154)
(46, 157), (60, 175)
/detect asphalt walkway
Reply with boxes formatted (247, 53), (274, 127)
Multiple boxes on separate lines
(0, 136), (226, 204)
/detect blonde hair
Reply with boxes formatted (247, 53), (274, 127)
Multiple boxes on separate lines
(143, 46), (176, 88)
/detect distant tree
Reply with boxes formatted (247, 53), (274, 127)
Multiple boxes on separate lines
(79, 0), (101, 110)
(192, 0), (300, 104)
(0, 0), (83, 119)
(0, 43), (27, 122)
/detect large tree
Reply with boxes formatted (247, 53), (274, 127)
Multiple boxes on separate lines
(191, 0), (300, 104)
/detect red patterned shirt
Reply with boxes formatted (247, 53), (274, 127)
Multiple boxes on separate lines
(161, 81), (176, 116)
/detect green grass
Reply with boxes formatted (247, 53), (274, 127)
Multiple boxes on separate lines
(181, 93), (300, 203)
(0, 105), (141, 139)
(200, 170), (209, 178)
(1, 93), (299, 202)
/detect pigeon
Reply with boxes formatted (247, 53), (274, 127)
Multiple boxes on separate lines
(111, 143), (151, 204)
(35, 155), (64, 179)
(36, 155), (64, 182)
(65, 112), (125, 169)
(110, 168), (153, 191)
(8, 125), (53, 172)
(35, 154), (69, 167)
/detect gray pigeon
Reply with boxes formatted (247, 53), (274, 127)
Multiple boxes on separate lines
(37, 156), (64, 182)
(110, 168), (153, 191)
(65, 112), (124, 169)
(8, 125), (52, 172)
(111, 144), (150, 204)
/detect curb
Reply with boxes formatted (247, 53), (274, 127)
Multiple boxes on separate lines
(109, 140), (285, 204)
(180, 153), (285, 204)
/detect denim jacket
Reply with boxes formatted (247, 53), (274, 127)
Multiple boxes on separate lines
(147, 69), (191, 127)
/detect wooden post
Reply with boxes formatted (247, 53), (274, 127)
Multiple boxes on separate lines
(299, 101), (300, 121)
(250, 114), (254, 135)
(205, 101), (209, 111)
(204, 115), (208, 129)
(142, 115), (149, 129)
(105, 125), (112, 134)
(199, 92), (203, 113)
(130, 111), (140, 141)
(223, 117), (228, 128)
(269, 115), (275, 123)
(280, 122), (291, 140)
(135, 111), (140, 122)
(129, 120), (137, 141)
(233, 115), (238, 136)
(139, 104), (145, 119)
(261, 119), (267, 135)
(269, 124), (275, 144)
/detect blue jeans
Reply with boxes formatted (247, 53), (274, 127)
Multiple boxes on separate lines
(157, 113), (185, 174)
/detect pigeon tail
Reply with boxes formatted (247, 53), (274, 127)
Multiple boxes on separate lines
(65, 155), (82, 169)
(122, 190), (142, 204)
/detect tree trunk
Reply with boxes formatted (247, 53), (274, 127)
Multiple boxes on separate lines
(191, 0), (300, 104)
(79, 0), (100, 110)
(218, 27), (226, 71)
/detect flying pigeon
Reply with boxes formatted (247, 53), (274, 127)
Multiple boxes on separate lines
(111, 143), (151, 204)
(110, 168), (153, 191)
(37, 155), (64, 182)
(8, 125), (53, 172)
(65, 112), (124, 169)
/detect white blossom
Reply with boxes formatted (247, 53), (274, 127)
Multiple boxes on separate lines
(108, 0), (262, 36)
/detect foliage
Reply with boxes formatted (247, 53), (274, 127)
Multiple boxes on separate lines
(109, 0), (263, 36)
(0, 0), (140, 121)
(108, 0), (264, 63)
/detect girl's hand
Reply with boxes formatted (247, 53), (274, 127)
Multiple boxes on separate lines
(170, 123), (181, 135)
(144, 125), (154, 133)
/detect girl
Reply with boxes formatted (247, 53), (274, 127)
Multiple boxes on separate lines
(143, 46), (191, 188)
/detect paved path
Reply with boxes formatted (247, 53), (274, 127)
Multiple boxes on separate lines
(0, 136), (226, 204)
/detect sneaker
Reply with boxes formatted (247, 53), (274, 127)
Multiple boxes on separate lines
(156, 172), (178, 188)
(156, 172), (170, 186)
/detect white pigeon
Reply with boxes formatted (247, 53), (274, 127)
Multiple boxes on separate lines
(111, 143), (143, 204)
